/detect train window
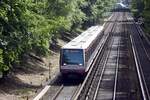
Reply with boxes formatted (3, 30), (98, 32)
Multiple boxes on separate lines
(62, 49), (84, 65)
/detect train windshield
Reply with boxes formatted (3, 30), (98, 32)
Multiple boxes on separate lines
(62, 49), (84, 65)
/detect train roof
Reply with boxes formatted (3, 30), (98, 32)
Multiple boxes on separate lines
(62, 25), (104, 49)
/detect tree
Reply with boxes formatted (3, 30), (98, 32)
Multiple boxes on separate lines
(0, 0), (117, 78)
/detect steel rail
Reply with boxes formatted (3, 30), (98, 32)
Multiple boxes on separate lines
(49, 13), (117, 100)
(93, 12), (126, 100)
(73, 29), (111, 100)
(33, 85), (51, 100)
(93, 13), (121, 100)
(87, 27), (116, 100)
(113, 12), (127, 100)
(134, 25), (150, 99)
(50, 84), (82, 100)
(86, 14), (118, 99)
(127, 13), (150, 61)
(130, 35), (150, 100)
(112, 23), (121, 100)
(93, 13), (119, 99)
(103, 12), (116, 28)
(73, 24), (112, 100)
(112, 12), (127, 99)
(121, 12), (150, 100)
(93, 27), (115, 100)
(51, 85), (64, 100)
(49, 15), (114, 100)
(71, 84), (82, 100)
(73, 12), (119, 100)
(128, 15), (150, 99)
(32, 12), (119, 100)
(133, 23), (150, 62)
(92, 31), (114, 99)
(103, 12), (118, 34)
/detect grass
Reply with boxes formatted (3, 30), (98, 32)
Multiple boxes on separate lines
(142, 10), (150, 36)
(15, 88), (34, 95)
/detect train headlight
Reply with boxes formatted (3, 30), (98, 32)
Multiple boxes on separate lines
(79, 63), (82, 66)
(63, 63), (67, 65)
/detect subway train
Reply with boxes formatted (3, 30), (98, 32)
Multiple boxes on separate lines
(60, 26), (104, 76)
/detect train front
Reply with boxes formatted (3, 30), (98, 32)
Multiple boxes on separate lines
(60, 49), (85, 76)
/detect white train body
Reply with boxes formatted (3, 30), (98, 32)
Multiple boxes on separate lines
(60, 26), (104, 76)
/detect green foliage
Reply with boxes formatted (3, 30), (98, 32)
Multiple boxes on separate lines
(47, 0), (86, 32)
(80, 0), (116, 28)
(142, 10), (150, 35)
(131, 0), (150, 34)
(0, 0), (116, 76)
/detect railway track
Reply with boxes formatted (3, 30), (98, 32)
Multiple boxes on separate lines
(73, 11), (148, 100)
(34, 10), (150, 100)
(48, 12), (119, 100)
(127, 12), (150, 100)
(51, 84), (81, 100)
(36, 76), (83, 100)
(75, 11), (122, 100)
(33, 11), (118, 100)
(92, 22), (120, 100)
